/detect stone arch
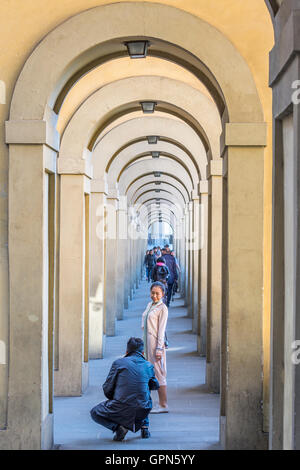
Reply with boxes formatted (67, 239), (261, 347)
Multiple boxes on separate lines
(130, 183), (186, 207)
(127, 174), (190, 204)
(9, 1), (263, 123)
(107, 140), (199, 188)
(57, 76), (220, 170)
(93, 116), (207, 182)
(118, 159), (194, 196)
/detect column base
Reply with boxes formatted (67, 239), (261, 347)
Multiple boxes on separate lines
(82, 362), (89, 393)
(41, 413), (54, 450)
(206, 362), (220, 393)
(219, 415), (226, 450)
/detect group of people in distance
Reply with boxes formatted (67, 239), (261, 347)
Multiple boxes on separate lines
(90, 245), (180, 442)
(144, 244), (180, 308)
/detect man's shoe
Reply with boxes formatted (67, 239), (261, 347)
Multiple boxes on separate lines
(113, 425), (128, 441)
(141, 428), (151, 438)
(150, 405), (169, 414)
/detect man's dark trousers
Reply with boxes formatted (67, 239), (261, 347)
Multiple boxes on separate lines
(166, 281), (174, 307)
(91, 407), (149, 431)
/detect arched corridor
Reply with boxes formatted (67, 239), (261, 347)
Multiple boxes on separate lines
(54, 280), (220, 450)
(1, 0), (300, 451)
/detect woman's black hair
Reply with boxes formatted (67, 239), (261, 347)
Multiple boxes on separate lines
(156, 257), (166, 264)
(150, 281), (166, 294)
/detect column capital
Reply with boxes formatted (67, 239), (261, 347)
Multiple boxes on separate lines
(106, 188), (120, 200)
(5, 117), (60, 152)
(91, 178), (108, 194)
(225, 122), (267, 147)
(57, 158), (93, 179)
(207, 159), (223, 178)
(191, 189), (200, 201)
(199, 180), (209, 194)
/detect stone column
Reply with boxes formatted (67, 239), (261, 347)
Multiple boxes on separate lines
(184, 209), (189, 304)
(124, 236), (130, 309)
(199, 181), (209, 355)
(268, 2), (300, 450)
(4, 119), (59, 449)
(55, 174), (90, 396)
(206, 160), (223, 393)
(89, 179), (107, 358)
(191, 191), (201, 334)
(187, 201), (194, 318)
(221, 122), (267, 450)
(179, 216), (186, 298)
(105, 191), (119, 336)
(116, 197), (127, 320)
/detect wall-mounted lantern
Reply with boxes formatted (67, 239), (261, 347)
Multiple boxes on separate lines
(151, 151), (160, 158)
(124, 40), (150, 59)
(140, 101), (157, 113)
(147, 136), (159, 144)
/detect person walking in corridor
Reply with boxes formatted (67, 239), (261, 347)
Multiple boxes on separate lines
(144, 249), (156, 282)
(90, 337), (159, 441)
(142, 282), (169, 413)
(161, 248), (178, 307)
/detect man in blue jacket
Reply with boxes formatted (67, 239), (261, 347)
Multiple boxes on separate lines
(90, 337), (159, 441)
(161, 247), (178, 307)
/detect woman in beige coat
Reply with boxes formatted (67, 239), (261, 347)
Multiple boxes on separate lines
(141, 281), (168, 413)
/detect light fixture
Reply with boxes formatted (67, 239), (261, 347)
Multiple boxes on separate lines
(124, 41), (150, 59)
(147, 135), (159, 144)
(151, 151), (160, 159)
(140, 101), (157, 113)
(154, 171), (161, 177)
(155, 181), (161, 185)
(155, 189), (161, 193)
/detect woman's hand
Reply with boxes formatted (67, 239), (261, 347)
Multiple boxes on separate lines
(155, 349), (163, 360)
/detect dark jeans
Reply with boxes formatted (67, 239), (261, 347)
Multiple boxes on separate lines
(147, 266), (154, 281)
(166, 281), (174, 306)
(90, 407), (149, 432)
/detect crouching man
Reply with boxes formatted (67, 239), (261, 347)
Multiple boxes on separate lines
(90, 337), (159, 441)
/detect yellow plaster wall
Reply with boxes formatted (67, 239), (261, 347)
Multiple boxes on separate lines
(0, 0), (274, 427)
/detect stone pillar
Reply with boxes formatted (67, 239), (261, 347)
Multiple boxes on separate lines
(199, 181), (209, 355)
(179, 216), (186, 298)
(105, 191), (119, 336)
(221, 122), (267, 450)
(191, 191), (201, 334)
(269, 2), (300, 450)
(3, 123), (59, 449)
(186, 204), (192, 312)
(123, 236), (130, 309)
(55, 174), (89, 396)
(116, 197), (127, 320)
(206, 160), (223, 393)
(89, 180), (107, 358)
(184, 208), (189, 305)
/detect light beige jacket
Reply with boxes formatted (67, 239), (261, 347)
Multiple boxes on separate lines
(141, 301), (168, 350)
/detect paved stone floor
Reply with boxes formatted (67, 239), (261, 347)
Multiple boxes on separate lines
(54, 280), (221, 450)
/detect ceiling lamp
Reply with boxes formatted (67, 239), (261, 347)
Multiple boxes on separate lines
(155, 181), (161, 185)
(155, 189), (161, 193)
(140, 101), (157, 113)
(154, 171), (161, 177)
(151, 151), (160, 159)
(124, 40), (150, 59)
(147, 136), (159, 144)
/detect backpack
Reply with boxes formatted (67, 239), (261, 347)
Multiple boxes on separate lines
(156, 265), (169, 281)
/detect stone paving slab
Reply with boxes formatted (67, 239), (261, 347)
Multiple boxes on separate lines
(54, 280), (221, 450)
